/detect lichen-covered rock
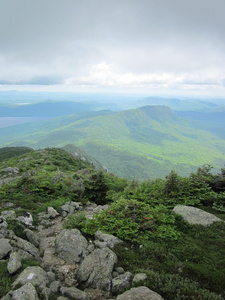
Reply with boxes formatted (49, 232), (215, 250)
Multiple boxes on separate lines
(55, 229), (88, 263)
(17, 212), (33, 227)
(11, 283), (39, 300)
(132, 273), (147, 285)
(12, 266), (48, 289)
(0, 210), (17, 221)
(7, 252), (22, 274)
(112, 271), (133, 294)
(0, 238), (12, 259)
(116, 286), (164, 300)
(24, 228), (40, 248)
(10, 283), (39, 300)
(94, 231), (123, 249)
(9, 236), (40, 260)
(173, 205), (223, 226)
(46, 207), (60, 218)
(60, 286), (87, 300)
(77, 247), (117, 292)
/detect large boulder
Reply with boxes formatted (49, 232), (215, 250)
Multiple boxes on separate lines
(173, 205), (223, 226)
(77, 247), (117, 292)
(24, 228), (40, 248)
(55, 229), (88, 263)
(10, 283), (39, 300)
(7, 252), (22, 274)
(9, 236), (40, 260)
(116, 286), (164, 300)
(12, 266), (48, 289)
(0, 238), (12, 259)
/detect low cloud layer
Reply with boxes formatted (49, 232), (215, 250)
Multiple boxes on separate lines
(1, 0), (225, 96)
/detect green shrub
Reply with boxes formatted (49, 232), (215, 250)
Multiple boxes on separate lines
(83, 198), (179, 243)
(64, 211), (86, 230)
(0, 261), (14, 298)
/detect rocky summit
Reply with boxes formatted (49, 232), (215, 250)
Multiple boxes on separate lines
(0, 203), (163, 300)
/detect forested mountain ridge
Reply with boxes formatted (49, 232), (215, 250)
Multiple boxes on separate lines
(0, 147), (225, 299)
(0, 105), (225, 179)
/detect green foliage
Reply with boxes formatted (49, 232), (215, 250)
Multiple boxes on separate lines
(83, 198), (179, 242)
(6, 218), (27, 240)
(0, 146), (33, 162)
(0, 261), (14, 298)
(142, 271), (223, 300)
(21, 258), (40, 269)
(64, 211), (86, 230)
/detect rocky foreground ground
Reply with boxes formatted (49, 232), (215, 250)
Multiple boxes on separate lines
(0, 200), (164, 300)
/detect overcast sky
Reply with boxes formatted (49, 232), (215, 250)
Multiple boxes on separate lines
(1, 0), (225, 97)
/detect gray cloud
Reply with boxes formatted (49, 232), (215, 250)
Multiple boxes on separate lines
(0, 0), (225, 95)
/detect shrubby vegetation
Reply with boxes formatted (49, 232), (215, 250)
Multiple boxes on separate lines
(1, 147), (225, 299)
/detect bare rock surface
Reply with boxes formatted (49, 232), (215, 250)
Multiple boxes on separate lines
(173, 205), (223, 226)
(116, 286), (164, 300)
(7, 252), (22, 274)
(10, 283), (39, 300)
(78, 247), (117, 292)
(0, 238), (12, 259)
(55, 229), (88, 263)
(12, 266), (48, 289)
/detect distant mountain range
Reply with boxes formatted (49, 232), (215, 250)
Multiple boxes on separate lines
(1, 104), (225, 180)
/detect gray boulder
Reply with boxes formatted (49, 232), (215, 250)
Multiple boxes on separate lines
(9, 236), (40, 260)
(7, 252), (22, 274)
(55, 229), (88, 263)
(10, 283), (39, 300)
(12, 266), (48, 289)
(116, 286), (164, 300)
(132, 273), (147, 285)
(0, 238), (12, 259)
(47, 206), (60, 218)
(112, 271), (133, 294)
(24, 228), (40, 248)
(60, 286), (87, 300)
(17, 212), (33, 227)
(0, 210), (17, 221)
(78, 247), (117, 292)
(173, 205), (223, 226)
(94, 231), (123, 249)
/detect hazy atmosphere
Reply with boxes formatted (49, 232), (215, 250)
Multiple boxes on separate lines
(1, 0), (225, 97)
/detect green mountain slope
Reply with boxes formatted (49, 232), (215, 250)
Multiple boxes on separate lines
(0, 105), (225, 179)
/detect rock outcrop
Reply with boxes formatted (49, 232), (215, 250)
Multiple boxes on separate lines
(0, 203), (163, 300)
(173, 205), (223, 226)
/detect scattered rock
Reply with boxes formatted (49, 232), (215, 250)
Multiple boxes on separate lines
(94, 231), (123, 249)
(0, 210), (17, 221)
(24, 228), (40, 248)
(55, 229), (88, 263)
(60, 286), (87, 300)
(12, 266), (48, 289)
(9, 236), (40, 261)
(10, 283), (39, 300)
(173, 205), (223, 226)
(112, 271), (133, 294)
(17, 213), (33, 227)
(47, 207), (60, 218)
(132, 273), (147, 285)
(0, 238), (12, 259)
(116, 286), (164, 300)
(78, 247), (117, 292)
(7, 252), (22, 274)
